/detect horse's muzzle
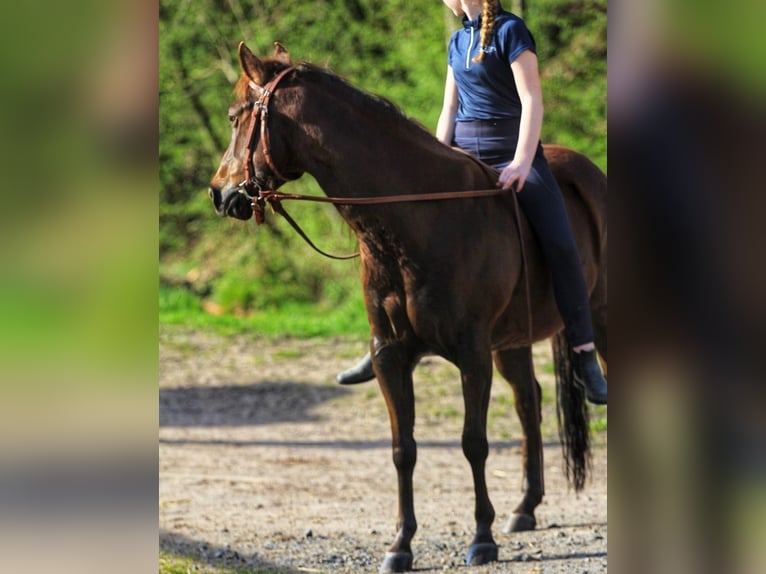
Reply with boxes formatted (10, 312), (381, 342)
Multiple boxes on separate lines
(209, 185), (253, 220)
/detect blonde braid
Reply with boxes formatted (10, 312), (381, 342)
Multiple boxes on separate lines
(472, 0), (498, 63)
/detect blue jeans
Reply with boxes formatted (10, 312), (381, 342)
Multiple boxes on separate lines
(454, 119), (594, 346)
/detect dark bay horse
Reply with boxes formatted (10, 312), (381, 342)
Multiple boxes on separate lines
(209, 42), (607, 573)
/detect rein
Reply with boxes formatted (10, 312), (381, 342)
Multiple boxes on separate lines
(254, 187), (515, 260)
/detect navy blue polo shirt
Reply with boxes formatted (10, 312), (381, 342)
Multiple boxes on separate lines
(448, 9), (536, 121)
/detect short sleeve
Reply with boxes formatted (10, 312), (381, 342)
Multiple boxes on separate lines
(497, 17), (537, 65)
(447, 31), (459, 69)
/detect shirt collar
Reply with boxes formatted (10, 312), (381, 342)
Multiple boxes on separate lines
(462, 14), (481, 30)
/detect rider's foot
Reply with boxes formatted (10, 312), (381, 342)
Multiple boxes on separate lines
(572, 349), (607, 405)
(336, 352), (375, 385)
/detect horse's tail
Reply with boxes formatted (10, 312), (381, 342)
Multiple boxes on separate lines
(552, 331), (591, 491)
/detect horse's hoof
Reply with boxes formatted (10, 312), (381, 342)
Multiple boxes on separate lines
(379, 551), (413, 573)
(466, 542), (498, 566)
(502, 512), (536, 533)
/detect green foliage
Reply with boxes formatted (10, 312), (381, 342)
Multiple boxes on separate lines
(160, 1), (607, 329)
(590, 404), (608, 433)
(160, 284), (369, 337)
(525, 0), (607, 170)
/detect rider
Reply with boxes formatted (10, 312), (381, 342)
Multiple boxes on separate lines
(336, 0), (607, 405)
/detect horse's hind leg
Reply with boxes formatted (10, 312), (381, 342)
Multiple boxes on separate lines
(457, 345), (499, 566)
(492, 346), (544, 533)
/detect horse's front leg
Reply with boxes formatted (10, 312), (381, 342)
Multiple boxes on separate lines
(459, 346), (499, 566)
(493, 346), (544, 533)
(374, 340), (418, 574)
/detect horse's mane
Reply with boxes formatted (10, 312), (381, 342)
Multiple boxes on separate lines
(298, 64), (412, 120)
(303, 64), (502, 177)
(235, 59), (435, 141)
(298, 62), (440, 142)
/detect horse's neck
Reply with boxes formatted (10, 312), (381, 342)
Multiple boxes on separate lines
(298, 90), (443, 196)
(289, 75), (500, 219)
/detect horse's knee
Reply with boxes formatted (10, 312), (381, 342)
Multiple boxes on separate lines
(513, 379), (542, 417)
(462, 430), (489, 464)
(392, 438), (417, 471)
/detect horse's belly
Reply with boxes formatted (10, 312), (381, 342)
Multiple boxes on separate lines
(490, 269), (563, 348)
(491, 303), (563, 349)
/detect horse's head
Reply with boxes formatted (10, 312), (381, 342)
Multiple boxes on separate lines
(209, 42), (304, 220)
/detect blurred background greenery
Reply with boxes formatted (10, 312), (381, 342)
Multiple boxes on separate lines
(159, 0), (607, 335)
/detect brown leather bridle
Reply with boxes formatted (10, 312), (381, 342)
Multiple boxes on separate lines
(241, 65), (297, 223)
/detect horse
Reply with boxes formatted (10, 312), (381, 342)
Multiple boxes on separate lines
(208, 42), (607, 573)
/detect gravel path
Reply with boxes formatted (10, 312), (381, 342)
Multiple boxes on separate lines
(160, 326), (607, 573)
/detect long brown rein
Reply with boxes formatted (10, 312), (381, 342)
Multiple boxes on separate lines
(253, 187), (513, 259)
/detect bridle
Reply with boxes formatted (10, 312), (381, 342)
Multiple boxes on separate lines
(239, 65), (297, 223)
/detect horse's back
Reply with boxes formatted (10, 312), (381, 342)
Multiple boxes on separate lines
(543, 144), (607, 261)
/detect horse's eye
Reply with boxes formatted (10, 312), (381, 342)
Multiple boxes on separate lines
(228, 115), (236, 124)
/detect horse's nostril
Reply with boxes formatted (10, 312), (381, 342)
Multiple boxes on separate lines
(209, 187), (227, 216)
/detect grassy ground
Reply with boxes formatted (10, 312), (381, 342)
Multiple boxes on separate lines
(159, 284), (369, 338)
(159, 551), (278, 574)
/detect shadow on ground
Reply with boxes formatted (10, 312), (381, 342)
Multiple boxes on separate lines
(160, 530), (303, 573)
(160, 380), (350, 427)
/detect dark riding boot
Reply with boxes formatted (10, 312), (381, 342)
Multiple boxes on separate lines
(572, 349), (608, 405)
(336, 352), (375, 385)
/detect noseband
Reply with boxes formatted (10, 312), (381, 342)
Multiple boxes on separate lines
(241, 66), (296, 223)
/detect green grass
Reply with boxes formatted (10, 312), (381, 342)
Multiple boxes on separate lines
(590, 405), (608, 433)
(160, 284), (369, 338)
(159, 551), (283, 574)
(272, 348), (305, 360)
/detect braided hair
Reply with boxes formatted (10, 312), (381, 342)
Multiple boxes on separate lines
(472, 0), (499, 63)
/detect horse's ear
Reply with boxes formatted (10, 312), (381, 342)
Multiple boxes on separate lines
(273, 42), (290, 64)
(238, 41), (265, 86)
